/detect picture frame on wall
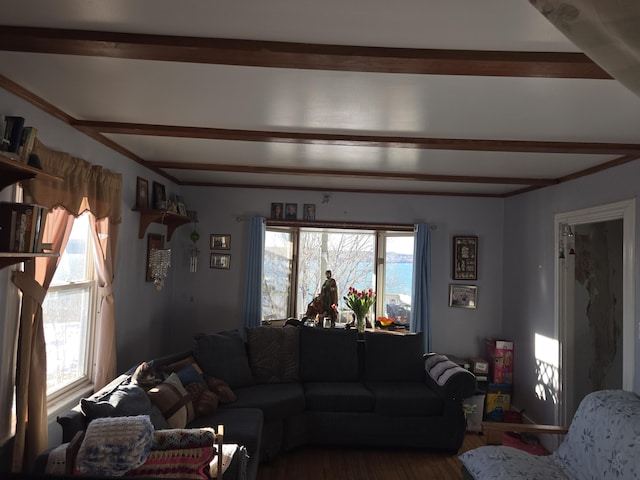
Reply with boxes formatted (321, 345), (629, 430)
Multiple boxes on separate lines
(146, 233), (165, 282)
(210, 253), (231, 269)
(210, 234), (231, 250)
(452, 235), (478, 280)
(449, 284), (478, 309)
(135, 177), (149, 211)
(303, 204), (316, 220)
(285, 203), (297, 219)
(271, 203), (283, 219)
(152, 181), (167, 210)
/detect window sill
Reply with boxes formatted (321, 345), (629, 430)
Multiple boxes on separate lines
(47, 383), (94, 422)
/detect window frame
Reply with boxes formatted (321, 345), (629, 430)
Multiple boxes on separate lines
(42, 212), (99, 418)
(264, 220), (414, 321)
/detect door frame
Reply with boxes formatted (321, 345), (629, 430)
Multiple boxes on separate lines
(554, 199), (635, 425)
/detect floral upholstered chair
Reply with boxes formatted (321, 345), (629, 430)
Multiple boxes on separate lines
(459, 389), (640, 480)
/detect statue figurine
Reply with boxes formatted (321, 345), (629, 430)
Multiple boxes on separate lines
(303, 270), (339, 325)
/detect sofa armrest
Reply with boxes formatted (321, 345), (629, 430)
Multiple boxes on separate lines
(482, 421), (569, 445)
(424, 353), (476, 403)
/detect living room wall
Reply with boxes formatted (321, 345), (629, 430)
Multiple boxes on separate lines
(502, 159), (640, 426)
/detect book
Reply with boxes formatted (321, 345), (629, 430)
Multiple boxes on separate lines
(0, 208), (17, 252)
(0, 202), (45, 253)
(5, 116), (25, 154)
(18, 126), (38, 162)
(31, 206), (48, 253)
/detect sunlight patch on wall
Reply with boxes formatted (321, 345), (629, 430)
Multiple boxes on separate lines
(534, 333), (559, 404)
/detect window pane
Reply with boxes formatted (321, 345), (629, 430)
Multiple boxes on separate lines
(383, 235), (414, 326)
(43, 286), (93, 394)
(50, 214), (91, 285)
(263, 230), (294, 321)
(298, 229), (375, 323)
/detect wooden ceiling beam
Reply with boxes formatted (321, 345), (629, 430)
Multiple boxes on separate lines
(145, 160), (556, 186)
(0, 26), (611, 79)
(75, 120), (640, 155)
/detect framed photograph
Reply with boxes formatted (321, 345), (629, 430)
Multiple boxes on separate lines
(152, 181), (167, 210)
(453, 235), (478, 280)
(303, 203), (316, 220)
(210, 253), (231, 269)
(210, 234), (231, 250)
(135, 177), (149, 210)
(285, 203), (298, 219)
(146, 233), (165, 282)
(271, 203), (283, 219)
(175, 195), (187, 216)
(449, 284), (478, 309)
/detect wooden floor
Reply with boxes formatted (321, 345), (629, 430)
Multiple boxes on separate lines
(257, 433), (485, 480)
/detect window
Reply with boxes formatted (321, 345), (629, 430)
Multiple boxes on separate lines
(263, 226), (414, 324)
(42, 213), (97, 401)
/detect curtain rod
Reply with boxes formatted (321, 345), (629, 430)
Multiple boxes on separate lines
(235, 216), (436, 231)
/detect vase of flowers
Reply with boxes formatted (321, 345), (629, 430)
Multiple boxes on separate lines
(344, 286), (376, 333)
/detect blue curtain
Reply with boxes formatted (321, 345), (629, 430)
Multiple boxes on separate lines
(410, 223), (431, 353)
(242, 216), (266, 330)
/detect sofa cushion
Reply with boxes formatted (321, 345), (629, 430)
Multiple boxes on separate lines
(227, 383), (306, 420)
(366, 381), (442, 416)
(299, 327), (359, 382)
(247, 326), (300, 383)
(364, 332), (424, 382)
(188, 408), (264, 461)
(193, 330), (255, 389)
(304, 382), (375, 413)
(147, 373), (196, 429)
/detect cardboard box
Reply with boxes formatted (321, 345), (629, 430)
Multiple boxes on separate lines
(471, 357), (488, 375)
(486, 338), (514, 384)
(484, 383), (512, 422)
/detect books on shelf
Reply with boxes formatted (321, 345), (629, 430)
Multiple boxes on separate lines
(0, 115), (25, 154)
(0, 202), (49, 253)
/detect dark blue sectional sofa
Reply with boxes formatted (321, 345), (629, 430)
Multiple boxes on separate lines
(51, 326), (475, 480)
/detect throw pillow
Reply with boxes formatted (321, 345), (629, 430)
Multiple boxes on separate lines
(247, 326), (300, 383)
(193, 330), (254, 389)
(204, 375), (237, 404)
(146, 373), (196, 429)
(185, 382), (219, 417)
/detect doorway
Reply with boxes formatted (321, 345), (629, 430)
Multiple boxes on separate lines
(555, 199), (635, 425)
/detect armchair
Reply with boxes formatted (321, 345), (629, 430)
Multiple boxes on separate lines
(459, 389), (640, 480)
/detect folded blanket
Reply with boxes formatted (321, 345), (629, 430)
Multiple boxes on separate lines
(75, 415), (154, 476)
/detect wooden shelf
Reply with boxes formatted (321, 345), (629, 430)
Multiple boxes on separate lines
(0, 252), (58, 269)
(137, 209), (191, 241)
(0, 154), (62, 192)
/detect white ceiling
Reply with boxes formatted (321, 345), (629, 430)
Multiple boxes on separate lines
(1, 0), (639, 197)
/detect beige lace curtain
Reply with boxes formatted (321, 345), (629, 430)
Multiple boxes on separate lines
(11, 138), (122, 472)
(529, 0), (640, 98)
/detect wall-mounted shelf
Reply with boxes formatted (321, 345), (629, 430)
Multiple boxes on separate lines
(0, 252), (58, 270)
(137, 209), (191, 241)
(0, 154), (62, 192)
(1, 154), (62, 270)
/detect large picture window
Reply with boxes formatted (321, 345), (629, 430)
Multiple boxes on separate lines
(263, 226), (414, 325)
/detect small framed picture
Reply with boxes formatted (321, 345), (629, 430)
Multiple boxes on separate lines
(152, 181), (167, 210)
(135, 177), (149, 210)
(303, 204), (316, 220)
(453, 235), (478, 280)
(210, 234), (231, 250)
(449, 284), (478, 309)
(210, 253), (231, 269)
(271, 203), (283, 219)
(175, 195), (187, 216)
(285, 203), (297, 219)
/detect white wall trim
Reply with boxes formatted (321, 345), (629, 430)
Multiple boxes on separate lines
(554, 198), (636, 425)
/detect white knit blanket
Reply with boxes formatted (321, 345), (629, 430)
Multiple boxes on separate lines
(75, 415), (154, 476)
